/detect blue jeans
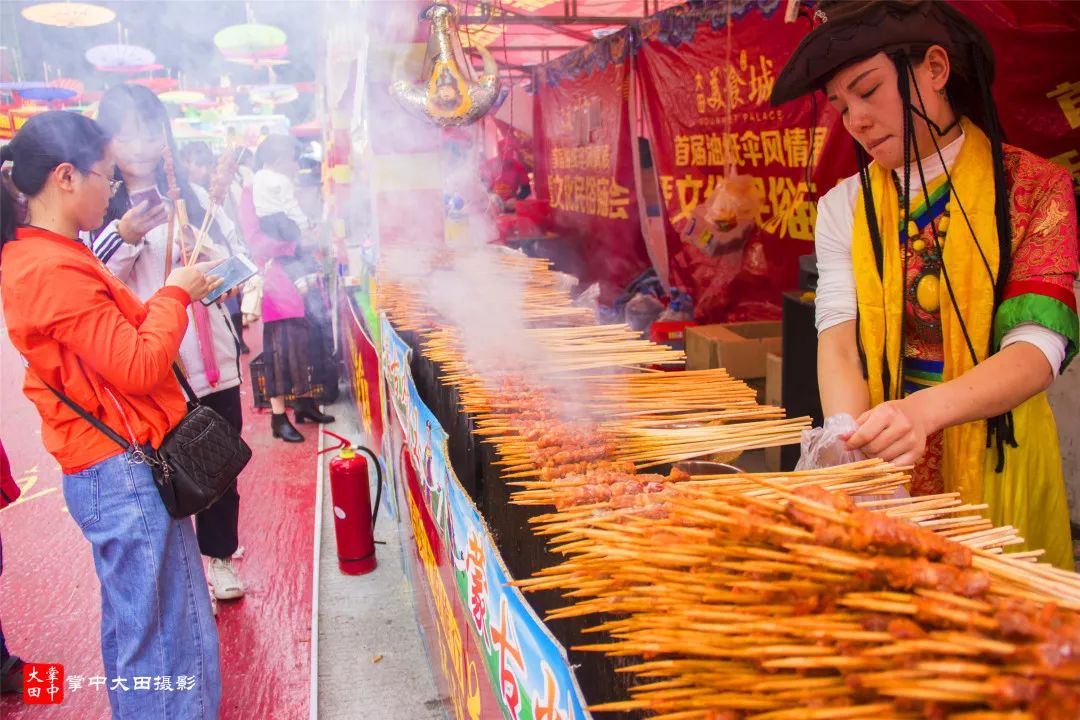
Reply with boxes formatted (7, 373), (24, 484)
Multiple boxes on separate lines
(63, 451), (221, 719)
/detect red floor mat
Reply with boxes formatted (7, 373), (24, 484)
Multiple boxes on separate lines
(1, 321), (316, 719)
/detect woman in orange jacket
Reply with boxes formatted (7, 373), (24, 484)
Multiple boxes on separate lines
(1, 111), (223, 719)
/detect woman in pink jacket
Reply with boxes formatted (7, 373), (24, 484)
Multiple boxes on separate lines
(239, 177), (333, 443)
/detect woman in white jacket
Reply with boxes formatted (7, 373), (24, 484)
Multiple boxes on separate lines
(90, 85), (246, 605)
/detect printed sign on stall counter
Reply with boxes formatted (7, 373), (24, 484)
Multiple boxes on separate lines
(380, 316), (589, 720)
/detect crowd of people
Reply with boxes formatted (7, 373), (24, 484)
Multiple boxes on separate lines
(0, 90), (337, 715)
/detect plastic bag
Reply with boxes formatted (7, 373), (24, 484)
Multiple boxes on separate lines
(658, 288), (694, 322)
(796, 413), (910, 504)
(573, 282), (601, 316)
(624, 292), (665, 331)
(795, 414), (865, 471)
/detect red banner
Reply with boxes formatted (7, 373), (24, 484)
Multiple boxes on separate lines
(341, 290), (384, 450)
(533, 31), (651, 302)
(960, 1), (1080, 195)
(529, 1), (1078, 319)
(637, 2), (853, 323)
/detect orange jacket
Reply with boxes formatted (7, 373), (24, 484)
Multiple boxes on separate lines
(1, 227), (191, 474)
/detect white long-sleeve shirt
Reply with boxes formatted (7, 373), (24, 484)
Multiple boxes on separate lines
(813, 132), (1068, 377)
(89, 192), (242, 398)
(252, 167), (313, 230)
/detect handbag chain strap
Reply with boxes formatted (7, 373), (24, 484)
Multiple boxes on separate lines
(27, 359), (192, 474)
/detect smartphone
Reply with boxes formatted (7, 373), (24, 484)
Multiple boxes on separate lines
(130, 186), (163, 211)
(201, 255), (258, 306)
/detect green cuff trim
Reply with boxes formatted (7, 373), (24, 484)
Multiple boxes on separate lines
(994, 293), (1079, 373)
(904, 368), (944, 383)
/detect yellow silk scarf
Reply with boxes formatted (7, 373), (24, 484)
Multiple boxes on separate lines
(851, 118), (1073, 569)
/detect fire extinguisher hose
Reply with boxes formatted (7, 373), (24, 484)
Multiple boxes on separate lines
(354, 445), (383, 531)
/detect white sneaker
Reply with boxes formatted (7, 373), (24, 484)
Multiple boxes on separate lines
(207, 558), (245, 600)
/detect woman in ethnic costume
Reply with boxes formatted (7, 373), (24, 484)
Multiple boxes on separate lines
(771, 0), (1079, 568)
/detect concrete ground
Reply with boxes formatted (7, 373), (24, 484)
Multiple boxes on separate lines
(313, 401), (447, 720)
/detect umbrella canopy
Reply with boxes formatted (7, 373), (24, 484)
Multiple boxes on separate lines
(85, 44), (156, 70)
(248, 83), (299, 105)
(220, 43), (288, 61)
(127, 77), (179, 93)
(16, 85), (78, 102)
(95, 63), (163, 74)
(21, 2), (115, 28)
(171, 120), (216, 140)
(0, 81), (47, 92)
(158, 90), (208, 105)
(214, 24), (287, 56)
(289, 119), (320, 139)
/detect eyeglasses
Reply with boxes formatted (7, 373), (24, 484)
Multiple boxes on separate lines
(86, 170), (123, 197)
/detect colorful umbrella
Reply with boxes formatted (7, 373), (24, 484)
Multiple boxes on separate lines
(230, 57), (290, 69)
(65, 104), (97, 117)
(220, 44), (288, 61)
(86, 44), (156, 70)
(16, 86), (78, 102)
(95, 63), (163, 74)
(214, 24), (287, 56)
(127, 77), (179, 93)
(248, 84), (299, 105)
(158, 90), (208, 105)
(0, 81), (47, 92)
(289, 120), (320, 139)
(21, 2), (115, 28)
(171, 120), (216, 140)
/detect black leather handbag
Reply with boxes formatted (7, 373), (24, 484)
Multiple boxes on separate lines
(43, 366), (251, 518)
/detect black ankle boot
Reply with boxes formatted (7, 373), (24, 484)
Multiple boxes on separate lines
(294, 397), (335, 425)
(271, 413), (304, 442)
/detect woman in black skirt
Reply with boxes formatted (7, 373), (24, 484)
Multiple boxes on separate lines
(239, 136), (334, 442)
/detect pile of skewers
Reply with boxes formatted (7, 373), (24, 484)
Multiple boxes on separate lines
(378, 244), (1080, 718)
(514, 478), (1080, 719)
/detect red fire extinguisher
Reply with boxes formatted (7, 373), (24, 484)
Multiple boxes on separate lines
(320, 431), (383, 575)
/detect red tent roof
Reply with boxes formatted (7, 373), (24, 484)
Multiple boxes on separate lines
(462, 0), (686, 75)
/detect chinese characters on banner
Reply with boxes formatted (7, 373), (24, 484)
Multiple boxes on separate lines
(635, 1), (853, 321)
(530, 1), (1078, 322)
(533, 30), (652, 302)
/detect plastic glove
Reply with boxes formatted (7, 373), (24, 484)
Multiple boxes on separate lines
(795, 413), (865, 471)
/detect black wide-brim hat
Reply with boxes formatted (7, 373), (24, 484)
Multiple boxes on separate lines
(770, 0), (995, 106)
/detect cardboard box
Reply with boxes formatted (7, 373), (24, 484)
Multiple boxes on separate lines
(765, 352), (783, 407)
(685, 322), (783, 379)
